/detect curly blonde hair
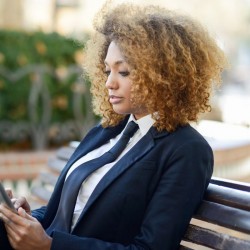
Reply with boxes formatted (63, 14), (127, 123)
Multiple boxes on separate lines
(84, 2), (227, 132)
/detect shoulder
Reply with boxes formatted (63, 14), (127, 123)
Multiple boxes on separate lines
(171, 124), (210, 146)
(156, 124), (213, 157)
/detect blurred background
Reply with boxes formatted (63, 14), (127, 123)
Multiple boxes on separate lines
(0, 0), (250, 198)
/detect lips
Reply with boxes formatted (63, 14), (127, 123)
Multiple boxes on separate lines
(109, 95), (123, 104)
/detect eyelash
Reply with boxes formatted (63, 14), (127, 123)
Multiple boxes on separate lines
(120, 71), (130, 77)
(104, 70), (130, 77)
(104, 70), (110, 76)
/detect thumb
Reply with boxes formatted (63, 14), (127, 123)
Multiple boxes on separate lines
(18, 207), (36, 221)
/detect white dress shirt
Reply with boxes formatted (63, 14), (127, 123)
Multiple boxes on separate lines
(68, 114), (155, 229)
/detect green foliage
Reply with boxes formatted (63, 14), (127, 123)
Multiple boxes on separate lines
(0, 30), (96, 149)
(0, 30), (83, 68)
(0, 30), (85, 121)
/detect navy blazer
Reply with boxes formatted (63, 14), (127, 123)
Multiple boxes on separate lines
(32, 116), (213, 250)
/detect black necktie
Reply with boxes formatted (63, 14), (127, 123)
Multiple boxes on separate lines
(46, 121), (139, 235)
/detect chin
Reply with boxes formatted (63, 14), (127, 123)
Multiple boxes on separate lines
(113, 109), (131, 116)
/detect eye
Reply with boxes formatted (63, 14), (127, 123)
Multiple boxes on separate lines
(119, 71), (130, 77)
(104, 70), (111, 76)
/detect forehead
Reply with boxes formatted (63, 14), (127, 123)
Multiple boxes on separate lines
(104, 41), (126, 65)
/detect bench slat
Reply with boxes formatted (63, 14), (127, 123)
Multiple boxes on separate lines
(195, 200), (250, 234)
(31, 186), (52, 204)
(206, 183), (250, 211)
(39, 172), (58, 187)
(47, 157), (67, 173)
(183, 224), (250, 250)
(56, 146), (75, 161)
(211, 177), (250, 192)
(179, 245), (193, 250)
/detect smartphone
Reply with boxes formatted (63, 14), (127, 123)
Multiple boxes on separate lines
(0, 182), (16, 212)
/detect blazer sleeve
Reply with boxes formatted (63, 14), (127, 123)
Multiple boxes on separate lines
(31, 206), (47, 223)
(49, 138), (213, 250)
(135, 139), (213, 249)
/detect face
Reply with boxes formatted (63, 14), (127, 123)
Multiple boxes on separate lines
(104, 41), (148, 119)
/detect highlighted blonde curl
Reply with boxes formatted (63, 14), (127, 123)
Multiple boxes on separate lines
(84, 3), (228, 131)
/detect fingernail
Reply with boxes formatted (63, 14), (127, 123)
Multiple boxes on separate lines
(20, 207), (26, 216)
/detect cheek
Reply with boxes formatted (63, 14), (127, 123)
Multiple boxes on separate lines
(124, 81), (132, 97)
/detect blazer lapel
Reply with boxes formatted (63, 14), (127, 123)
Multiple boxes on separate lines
(43, 119), (128, 227)
(64, 118), (129, 175)
(73, 127), (168, 230)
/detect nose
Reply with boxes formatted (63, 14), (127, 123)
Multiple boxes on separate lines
(105, 73), (118, 89)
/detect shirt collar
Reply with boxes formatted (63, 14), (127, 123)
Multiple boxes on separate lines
(128, 114), (155, 136)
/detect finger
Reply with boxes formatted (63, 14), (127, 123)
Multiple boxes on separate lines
(14, 197), (31, 214)
(0, 211), (14, 225)
(18, 207), (36, 222)
(5, 188), (13, 199)
(14, 197), (26, 209)
(11, 198), (17, 206)
(4, 222), (20, 250)
(0, 204), (22, 226)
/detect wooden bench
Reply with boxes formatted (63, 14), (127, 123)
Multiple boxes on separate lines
(30, 142), (250, 250)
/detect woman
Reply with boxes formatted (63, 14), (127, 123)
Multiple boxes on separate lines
(0, 2), (227, 250)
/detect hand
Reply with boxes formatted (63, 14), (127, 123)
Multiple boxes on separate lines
(5, 189), (31, 215)
(12, 197), (31, 215)
(0, 204), (52, 250)
(5, 188), (13, 199)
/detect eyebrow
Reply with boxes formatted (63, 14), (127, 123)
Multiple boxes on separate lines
(104, 60), (125, 66)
